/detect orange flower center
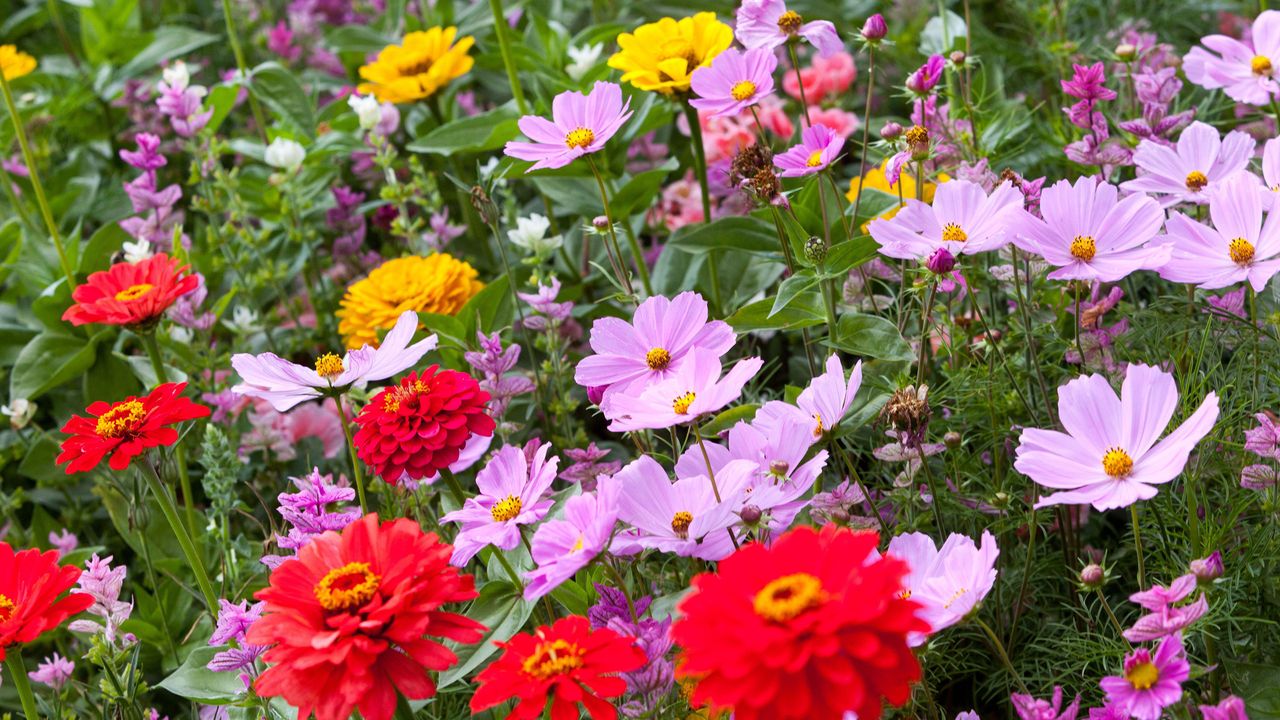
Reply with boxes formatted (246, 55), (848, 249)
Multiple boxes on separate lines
(1185, 171), (1208, 192)
(730, 80), (757, 101)
(314, 561), (380, 611)
(1253, 55), (1273, 76)
(670, 510), (693, 538)
(1125, 660), (1159, 690)
(95, 400), (147, 439)
(942, 223), (968, 243)
(1102, 447), (1134, 477)
(904, 125), (929, 145)
(754, 572), (827, 622)
(491, 494), (523, 522)
(522, 638), (584, 680)
(777, 10), (803, 33)
(0, 594), (15, 623)
(565, 127), (595, 150)
(314, 353), (344, 379)
(646, 347), (672, 371)
(115, 283), (155, 302)
(1071, 235), (1097, 262)
(1229, 237), (1256, 265)
(812, 413), (825, 438)
(672, 391), (696, 415)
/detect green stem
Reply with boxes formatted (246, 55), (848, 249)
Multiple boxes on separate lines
(917, 283), (936, 385)
(1095, 587), (1126, 639)
(586, 156), (646, 296)
(336, 401), (369, 513)
(491, 546), (524, 591)
(850, 47), (876, 226)
(975, 616), (1030, 695)
(141, 458), (219, 614)
(487, 0), (529, 115)
(219, 0), (270, 142)
(141, 332), (196, 534)
(1131, 504), (1146, 588)
(695, 423), (739, 551)
(682, 102), (722, 311)
(440, 468), (467, 506)
(5, 654), (40, 720)
(786, 42), (812, 126)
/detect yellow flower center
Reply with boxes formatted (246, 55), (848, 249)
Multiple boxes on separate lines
(570, 535), (585, 553)
(115, 283), (155, 302)
(95, 400), (147, 439)
(806, 150), (825, 167)
(672, 391), (696, 415)
(730, 80), (757, 101)
(754, 572), (827, 622)
(941, 223), (968, 243)
(314, 561), (380, 612)
(1102, 447), (1134, 478)
(1071, 235), (1097, 262)
(1253, 55), (1273, 76)
(490, 495), (523, 522)
(904, 125), (929, 145)
(1125, 661), (1160, 690)
(522, 638), (584, 680)
(314, 353), (344, 379)
(671, 510), (693, 538)
(942, 586), (970, 609)
(646, 347), (672, 371)
(382, 379), (430, 413)
(898, 588), (913, 600)
(1185, 171), (1208, 192)
(565, 127), (595, 150)
(812, 413), (824, 438)
(1229, 237), (1256, 265)
(777, 10), (803, 34)
(0, 594), (15, 623)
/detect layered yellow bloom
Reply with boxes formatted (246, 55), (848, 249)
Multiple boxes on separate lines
(338, 254), (483, 348)
(357, 27), (474, 104)
(608, 13), (733, 94)
(0, 45), (36, 81)
(847, 159), (950, 231)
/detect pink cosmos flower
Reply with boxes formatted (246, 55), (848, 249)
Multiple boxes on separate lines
(574, 291), (735, 400)
(612, 455), (749, 561)
(1120, 121), (1255, 207)
(869, 180), (1023, 260)
(906, 54), (946, 95)
(1011, 686), (1083, 720)
(1013, 177), (1170, 282)
(796, 354), (862, 438)
(1099, 634), (1189, 720)
(504, 81), (632, 171)
(1259, 136), (1280, 208)
(440, 443), (559, 566)
(1015, 364), (1220, 511)
(523, 478), (620, 601)
(690, 47), (777, 118)
(735, 0), (842, 57)
(231, 310), (436, 411)
(1157, 174), (1280, 292)
(1184, 10), (1280, 106)
(1124, 574), (1208, 642)
(885, 530), (999, 646)
(602, 350), (763, 432)
(1200, 696), (1249, 720)
(774, 122), (843, 177)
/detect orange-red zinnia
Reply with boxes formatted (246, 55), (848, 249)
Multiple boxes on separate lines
(62, 253), (199, 327)
(0, 542), (93, 659)
(57, 382), (210, 473)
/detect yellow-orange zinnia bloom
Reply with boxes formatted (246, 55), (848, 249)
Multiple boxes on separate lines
(847, 159), (950, 231)
(357, 27), (474, 104)
(337, 254), (483, 349)
(0, 45), (37, 81)
(608, 13), (733, 95)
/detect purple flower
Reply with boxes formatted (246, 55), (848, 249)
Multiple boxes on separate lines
(1184, 11), (1280, 106)
(887, 531), (1000, 646)
(612, 455), (745, 561)
(735, 0), (842, 57)
(690, 47), (777, 118)
(441, 443), (559, 566)
(601, 350), (762, 432)
(120, 133), (166, 171)
(1099, 634), (1190, 720)
(523, 478), (620, 601)
(560, 442), (622, 491)
(774, 122), (843, 177)
(1245, 412), (1280, 459)
(1157, 174), (1280, 292)
(1124, 576), (1208, 642)
(870, 179), (1023, 260)
(861, 14), (888, 43)
(1134, 67), (1182, 108)
(1011, 686), (1082, 720)
(266, 21), (301, 62)
(518, 277), (574, 325)
(68, 554), (133, 645)
(28, 653), (74, 690)
(1121, 121), (1255, 206)
(156, 63), (212, 138)
(48, 528), (77, 557)
(1241, 463), (1278, 490)
(1062, 62), (1117, 102)
(504, 82), (632, 171)
(906, 54), (946, 94)
(1200, 696), (1249, 720)
(464, 331), (533, 419)
(927, 247), (957, 274)
(1190, 551), (1225, 584)
(208, 599), (268, 674)
(262, 468), (361, 568)
(423, 208), (465, 250)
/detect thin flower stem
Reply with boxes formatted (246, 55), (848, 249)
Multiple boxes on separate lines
(440, 468), (467, 506)
(695, 422), (740, 551)
(336, 401), (369, 513)
(219, 0), (270, 142)
(834, 439), (888, 537)
(4, 654), (40, 720)
(786, 42), (812, 127)
(488, 219), (551, 415)
(1095, 587), (1126, 639)
(491, 546), (525, 591)
(682, 102), (722, 311)
(1008, 496), (1038, 643)
(969, 287), (1039, 423)
(141, 332), (196, 534)
(850, 47), (876, 225)
(917, 282), (937, 386)
(1011, 248), (1054, 421)
(822, 171), (880, 315)
(587, 156), (649, 296)
(487, 0), (529, 115)
(141, 458), (220, 614)
(917, 443), (946, 535)
(974, 616), (1030, 695)
(601, 559), (637, 622)
(1131, 504), (1146, 588)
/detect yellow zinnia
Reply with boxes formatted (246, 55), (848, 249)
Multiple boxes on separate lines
(847, 159), (950, 231)
(357, 27), (474, 104)
(608, 13), (733, 95)
(0, 45), (37, 81)
(337, 254), (483, 348)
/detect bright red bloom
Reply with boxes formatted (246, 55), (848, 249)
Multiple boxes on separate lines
(353, 366), (495, 483)
(57, 382), (210, 473)
(62, 253), (199, 327)
(672, 525), (927, 720)
(470, 615), (647, 720)
(248, 514), (485, 720)
(0, 542), (93, 660)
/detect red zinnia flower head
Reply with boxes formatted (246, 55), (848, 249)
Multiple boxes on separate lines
(62, 254), (199, 328)
(672, 525), (928, 720)
(0, 542), (94, 660)
(57, 382), (210, 473)
(470, 615), (647, 720)
(248, 514), (486, 720)
(353, 366), (496, 483)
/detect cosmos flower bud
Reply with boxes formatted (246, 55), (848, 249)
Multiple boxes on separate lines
(1080, 563), (1105, 588)
(926, 247), (956, 274)
(769, 459), (790, 476)
(1115, 43), (1137, 61)
(470, 185), (498, 225)
(804, 236), (827, 265)
(943, 431), (962, 449)
(860, 14), (887, 43)
(1189, 551), (1223, 584)
(740, 505), (763, 525)
(586, 385), (607, 405)
(592, 215), (610, 231)
(949, 51), (966, 66)
(880, 121), (904, 141)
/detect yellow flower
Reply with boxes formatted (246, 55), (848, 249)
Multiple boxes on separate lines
(0, 45), (37, 81)
(337, 254), (483, 348)
(608, 13), (733, 95)
(847, 159), (950, 231)
(357, 27), (474, 104)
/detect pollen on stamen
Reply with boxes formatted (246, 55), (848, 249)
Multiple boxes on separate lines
(730, 80), (757, 101)
(314, 353), (344, 379)
(1071, 235), (1097, 262)
(805, 150), (824, 167)
(646, 347), (672, 371)
(1253, 54), (1273, 76)
(777, 10), (803, 34)
(941, 223), (968, 243)
(672, 391), (696, 415)
(1229, 237), (1256, 265)
(1102, 447), (1134, 478)
(565, 127), (595, 150)
(671, 510), (694, 538)
(1185, 170), (1209, 192)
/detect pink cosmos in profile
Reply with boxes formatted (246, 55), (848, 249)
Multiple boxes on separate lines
(1013, 177), (1170, 282)
(574, 291), (734, 400)
(689, 47), (777, 119)
(1124, 574), (1208, 643)
(1119, 121), (1255, 207)
(869, 180), (1023, 260)
(1157, 174), (1280, 292)
(796, 354), (862, 437)
(1011, 687), (1082, 720)
(1183, 10), (1280, 106)
(523, 478), (620, 601)
(774, 123), (843, 177)
(611, 455), (748, 560)
(503, 81), (632, 171)
(1014, 364), (1220, 511)
(1259, 136), (1280, 208)
(1200, 696), (1249, 720)
(885, 530), (999, 647)
(602, 350), (763, 432)
(230, 310), (437, 411)
(440, 443), (559, 566)
(1099, 634), (1189, 720)
(735, 0), (842, 57)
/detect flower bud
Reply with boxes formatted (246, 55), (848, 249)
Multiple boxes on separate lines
(740, 505), (763, 525)
(1115, 43), (1137, 61)
(880, 121), (903, 141)
(991, 491), (1011, 509)
(860, 14), (887, 42)
(879, 384), (930, 449)
(829, 508), (850, 526)
(949, 51), (966, 66)
(592, 215), (610, 231)
(1080, 563), (1105, 588)
(586, 385), (607, 405)
(943, 431), (962, 449)
(1190, 551), (1223, 584)
(769, 459), (790, 476)
(470, 185), (498, 226)
(926, 247), (956, 274)
(803, 236), (827, 265)
(904, 71), (927, 95)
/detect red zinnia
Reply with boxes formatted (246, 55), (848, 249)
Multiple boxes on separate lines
(470, 615), (647, 720)
(57, 382), (210, 473)
(0, 542), (93, 659)
(248, 514), (485, 720)
(352, 366), (495, 483)
(672, 525), (928, 720)
(62, 253), (199, 327)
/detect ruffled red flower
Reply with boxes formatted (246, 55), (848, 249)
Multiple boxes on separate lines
(672, 525), (927, 720)
(62, 253), (199, 327)
(57, 382), (210, 473)
(353, 366), (495, 483)
(0, 542), (93, 660)
(470, 615), (647, 720)
(248, 514), (485, 720)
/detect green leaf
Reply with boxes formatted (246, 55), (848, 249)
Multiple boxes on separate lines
(114, 26), (218, 84)
(727, 292), (826, 332)
(770, 272), (819, 318)
(1225, 660), (1280, 719)
(699, 403), (759, 437)
(920, 10), (966, 55)
(325, 25), (393, 54)
(80, 223), (129, 274)
(460, 275), (513, 338)
(204, 84), (241, 136)
(251, 62), (317, 139)
(667, 216), (782, 256)
(549, 578), (590, 617)
(829, 313), (913, 362)
(157, 647), (246, 705)
(823, 236), (879, 279)
(608, 161), (677, 219)
(0, 220), (22, 285)
(9, 332), (100, 401)
(437, 580), (535, 688)
(407, 106), (520, 155)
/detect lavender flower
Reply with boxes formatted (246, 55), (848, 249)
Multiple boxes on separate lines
(28, 653), (74, 690)
(48, 528), (77, 557)
(68, 554), (134, 646)
(156, 61), (212, 138)
(262, 468), (361, 568)
(560, 442), (622, 491)
(464, 331), (534, 419)
(207, 599), (268, 677)
(119, 133), (187, 252)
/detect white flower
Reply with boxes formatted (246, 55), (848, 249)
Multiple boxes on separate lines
(566, 43), (603, 82)
(228, 306), (260, 333)
(162, 61), (190, 91)
(169, 326), (193, 344)
(507, 214), (562, 255)
(1, 398), (34, 429)
(347, 93), (382, 132)
(122, 239), (153, 264)
(264, 138), (306, 172)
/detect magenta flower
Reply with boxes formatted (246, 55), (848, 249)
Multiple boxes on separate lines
(1013, 177), (1169, 282)
(735, 0), (842, 57)
(602, 350), (763, 432)
(441, 443), (559, 566)
(1062, 62), (1117, 102)
(504, 81), (632, 171)
(1011, 686), (1083, 720)
(690, 47), (777, 118)
(523, 478), (620, 601)
(612, 455), (746, 560)
(1015, 364), (1220, 511)
(1124, 574), (1208, 642)
(905, 54), (946, 95)
(870, 180), (1023, 260)
(1200, 696), (1249, 720)
(1184, 10), (1280, 106)
(1245, 412), (1280, 459)
(1158, 174), (1280, 292)
(231, 310), (437, 411)
(774, 122), (843, 177)
(1120, 121), (1255, 206)
(886, 530), (999, 646)
(1099, 634), (1190, 720)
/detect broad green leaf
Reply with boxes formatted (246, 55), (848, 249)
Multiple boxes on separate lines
(823, 236), (880, 279)
(829, 313), (913, 362)
(9, 332), (100, 400)
(438, 580), (535, 688)
(407, 106), (520, 155)
(80, 222), (129, 274)
(460, 275), (512, 338)
(699, 403), (759, 437)
(204, 84), (241, 136)
(770, 272), (819, 318)
(157, 647), (246, 705)
(608, 161), (678, 219)
(114, 26), (217, 84)
(728, 292), (826, 332)
(667, 216), (782, 256)
(920, 10), (966, 55)
(251, 62), (317, 138)
(0, 220), (22, 285)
